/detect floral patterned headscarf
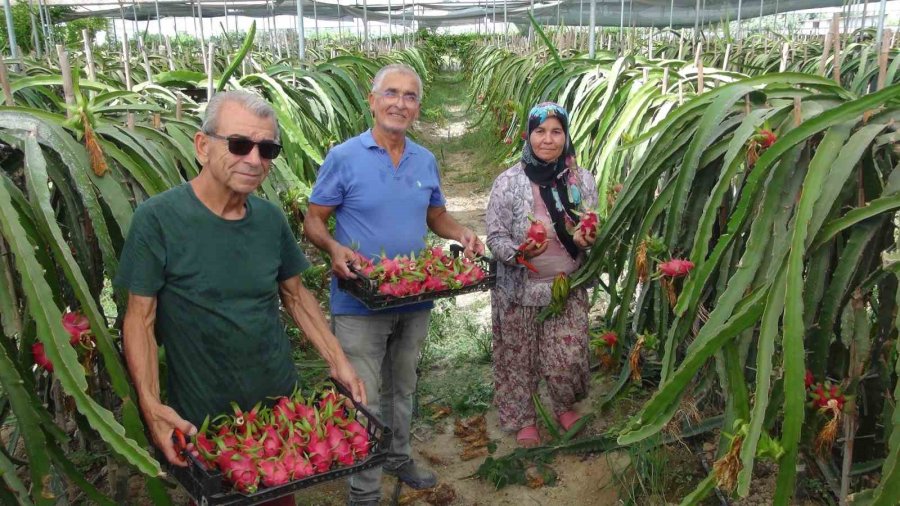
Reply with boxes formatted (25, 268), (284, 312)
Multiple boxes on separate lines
(521, 102), (580, 259)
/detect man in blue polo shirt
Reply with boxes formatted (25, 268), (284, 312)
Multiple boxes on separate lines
(305, 64), (484, 505)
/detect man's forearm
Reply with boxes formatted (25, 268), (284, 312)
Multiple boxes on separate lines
(426, 207), (465, 241)
(123, 310), (161, 411)
(280, 279), (346, 368)
(304, 214), (341, 256)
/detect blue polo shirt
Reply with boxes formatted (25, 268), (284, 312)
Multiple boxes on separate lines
(310, 129), (447, 315)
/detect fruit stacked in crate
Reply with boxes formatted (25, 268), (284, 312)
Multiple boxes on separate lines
(186, 386), (373, 494)
(355, 245), (487, 298)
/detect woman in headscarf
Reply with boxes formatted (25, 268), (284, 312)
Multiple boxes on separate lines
(485, 102), (598, 447)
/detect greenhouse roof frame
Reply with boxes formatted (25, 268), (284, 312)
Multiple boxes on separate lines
(47, 0), (848, 28)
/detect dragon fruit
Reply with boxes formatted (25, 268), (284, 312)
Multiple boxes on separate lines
(260, 426), (283, 458)
(222, 452), (260, 493)
(281, 450), (315, 480)
(524, 216), (547, 247)
(658, 258), (695, 278)
(574, 210), (599, 241)
(32, 343), (54, 372)
(62, 311), (91, 345)
(258, 459), (290, 487)
(307, 434), (334, 473)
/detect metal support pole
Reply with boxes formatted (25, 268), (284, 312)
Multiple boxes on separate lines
(492, 0), (496, 35)
(669, 0), (674, 29)
(589, 0), (596, 57)
(579, 0), (583, 29)
(3, 0), (20, 60)
(28, 0), (41, 57)
(736, 0), (742, 40)
(296, 0), (305, 59)
(388, 0), (392, 49)
(503, 0), (508, 47)
(875, 0), (887, 48)
(619, 0), (624, 49)
(363, 0), (369, 51)
(223, 0), (228, 33)
(155, 0), (161, 38)
(313, 0), (319, 41)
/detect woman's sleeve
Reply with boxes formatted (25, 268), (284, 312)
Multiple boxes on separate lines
(486, 172), (521, 265)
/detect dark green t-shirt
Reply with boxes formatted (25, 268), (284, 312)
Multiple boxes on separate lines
(114, 183), (310, 426)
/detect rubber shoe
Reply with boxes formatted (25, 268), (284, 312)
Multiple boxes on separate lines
(384, 460), (437, 489)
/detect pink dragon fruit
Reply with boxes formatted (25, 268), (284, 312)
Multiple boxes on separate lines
(258, 459), (290, 487)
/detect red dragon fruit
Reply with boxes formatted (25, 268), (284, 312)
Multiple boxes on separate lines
(222, 452), (260, 493)
(32, 342), (54, 372)
(343, 417), (371, 459)
(599, 331), (617, 347)
(423, 274), (448, 292)
(574, 210), (599, 241)
(281, 450), (315, 480)
(273, 397), (298, 423)
(62, 311), (91, 345)
(524, 216), (547, 247)
(307, 433), (334, 473)
(258, 459), (290, 487)
(293, 402), (317, 427)
(260, 426), (283, 458)
(332, 439), (355, 466)
(658, 258), (695, 278)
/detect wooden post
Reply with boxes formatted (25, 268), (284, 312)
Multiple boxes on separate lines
(127, 113), (135, 130)
(82, 29), (96, 82)
(820, 18), (834, 77)
(0, 53), (13, 106)
(723, 42), (731, 71)
(744, 95), (751, 116)
(176, 95), (183, 120)
(677, 28), (684, 60)
(123, 31), (133, 91)
(678, 81), (684, 105)
(697, 58), (704, 92)
(164, 35), (175, 71)
(832, 14), (842, 84)
(140, 41), (153, 84)
(662, 66), (669, 93)
(152, 113), (161, 129)
(207, 42), (215, 101)
(779, 41), (790, 72)
(877, 29), (891, 91)
(793, 96), (802, 127)
(56, 45), (75, 116)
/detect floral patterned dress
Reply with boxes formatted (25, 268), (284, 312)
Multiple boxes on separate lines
(485, 162), (599, 431)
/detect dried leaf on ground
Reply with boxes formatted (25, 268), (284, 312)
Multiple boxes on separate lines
(430, 405), (453, 421)
(525, 466), (546, 489)
(398, 483), (457, 505)
(460, 447), (489, 461)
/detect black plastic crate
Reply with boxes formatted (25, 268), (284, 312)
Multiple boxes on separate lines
(165, 382), (392, 506)
(338, 246), (496, 310)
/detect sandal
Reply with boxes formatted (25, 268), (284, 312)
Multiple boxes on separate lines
(558, 410), (582, 432)
(516, 425), (540, 447)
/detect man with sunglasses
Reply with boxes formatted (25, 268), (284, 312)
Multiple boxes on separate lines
(116, 91), (365, 505)
(305, 64), (484, 506)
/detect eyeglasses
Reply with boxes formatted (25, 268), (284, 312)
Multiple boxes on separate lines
(374, 90), (420, 105)
(205, 132), (282, 160)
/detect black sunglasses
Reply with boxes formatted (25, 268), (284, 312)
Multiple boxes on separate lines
(205, 132), (282, 160)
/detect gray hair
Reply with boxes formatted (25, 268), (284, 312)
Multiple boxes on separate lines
(371, 64), (423, 99)
(201, 91), (280, 142)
